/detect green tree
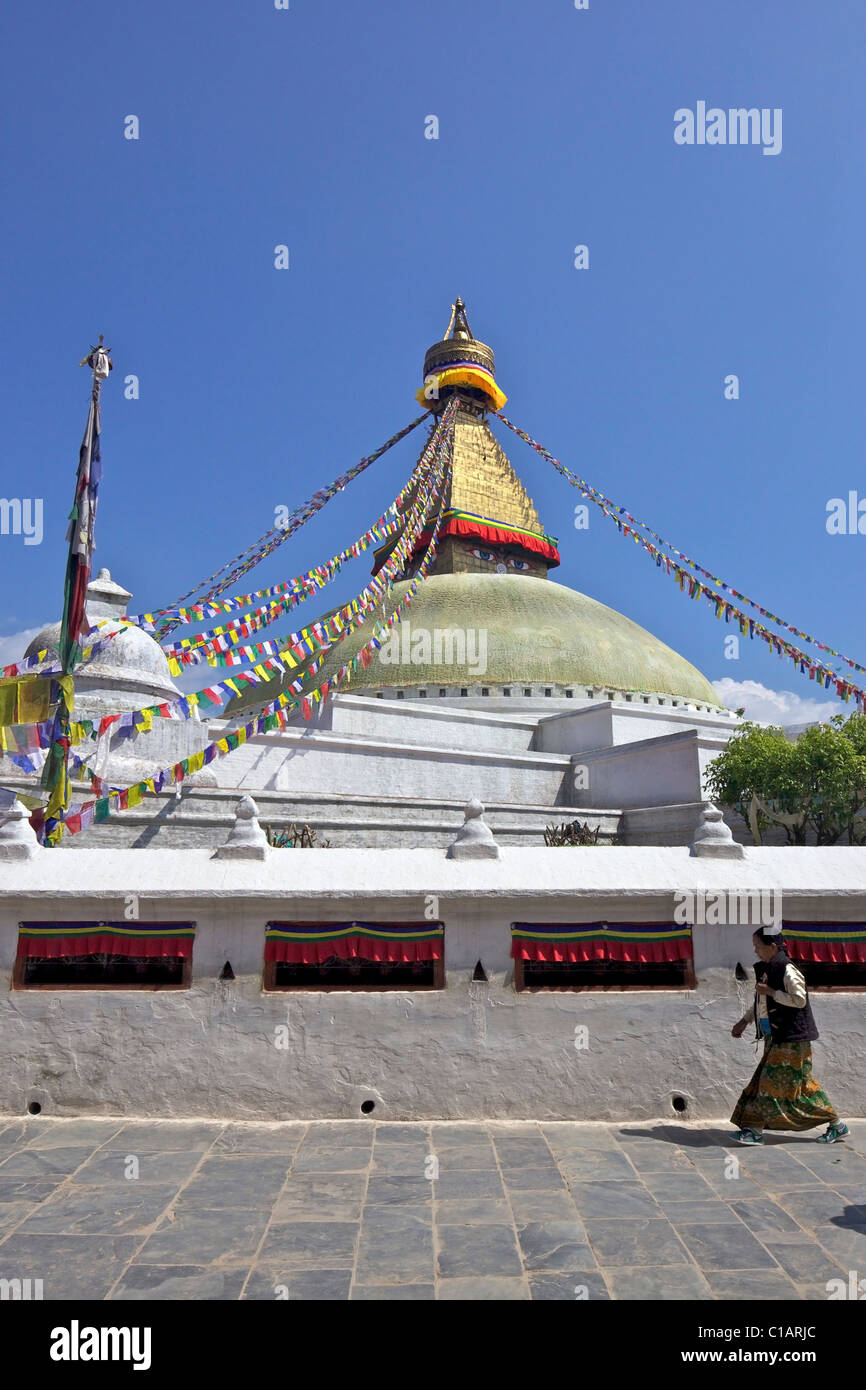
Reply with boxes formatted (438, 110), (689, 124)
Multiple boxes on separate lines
(705, 714), (866, 845)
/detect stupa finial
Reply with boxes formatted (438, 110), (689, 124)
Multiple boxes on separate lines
(444, 296), (474, 341)
(421, 299), (506, 413)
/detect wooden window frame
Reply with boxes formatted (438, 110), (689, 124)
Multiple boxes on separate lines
(263, 956), (444, 992)
(513, 951), (696, 994)
(784, 923), (866, 992)
(12, 923), (194, 991)
(262, 921), (445, 991)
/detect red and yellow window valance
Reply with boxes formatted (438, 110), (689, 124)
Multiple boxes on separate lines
(412, 510), (561, 567)
(511, 923), (693, 965)
(17, 922), (196, 959)
(782, 923), (866, 965)
(265, 921), (444, 965)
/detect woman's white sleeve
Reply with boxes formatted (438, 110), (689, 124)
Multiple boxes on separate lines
(774, 964), (807, 1008)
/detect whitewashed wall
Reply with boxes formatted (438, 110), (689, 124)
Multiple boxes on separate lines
(0, 847), (864, 1122)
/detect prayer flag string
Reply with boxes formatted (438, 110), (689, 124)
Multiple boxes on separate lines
(29, 405), (456, 842)
(497, 413), (866, 710)
(155, 411), (431, 639)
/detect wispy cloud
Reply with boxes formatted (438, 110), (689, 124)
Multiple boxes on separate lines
(712, 677), (840, 727)
(0, 626), (48, 669)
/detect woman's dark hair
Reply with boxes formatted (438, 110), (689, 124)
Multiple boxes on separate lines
(752, 926), (785, 947)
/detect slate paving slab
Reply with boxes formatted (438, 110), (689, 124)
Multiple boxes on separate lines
(351, 1283), (436, 1299)
(20, 1121), (126, 1149)
(584, 1217), (689, 1267)
(438, 1277), (530, 1300)
(557, 1150), (637, 1182)
(173, 1156), (290, 1209)
(433, 1199), (513, 1226)
(675, 1223), (781, 1271)
(1, 1116), (863, 1299)
(516, 1221), (593, 1270)
(109, 1264), (248, 1301)
(365, 1175), (432, 1206)
(529, 1270), (611, 1300)
(212, 1124), (308, 1156)
(508, 1190), (583, 1224)
(101, 1123), (225, 1151)
(602, 1266), (714, 1300)
(0, 1233), (140, 1300)
(433, 1169), (505, 1200)
(292, 1146), (372, 1173)
(243, 1268), (353, 1300)
(256, 1220), (359, 1269)
(773, 1185), (864, 1229)
(0, 1147), (96, 1178)
(436, 1225), (523, 1278)
(134, 1207), (270, 1266)
(568, 1180), (663, 1220)
(12, 1183), (179, 1236)
(273, 1172), (367, 1221)
(429, 1145), (500, 1171)
(705, 1270), (803, 1300)
(71, 1150), (202, 1186)
(355, 1207), (434, 1284)
(370, 1146), (432, 1174)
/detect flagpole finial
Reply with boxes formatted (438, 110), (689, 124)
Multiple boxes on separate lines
(79, 337), (114, 380)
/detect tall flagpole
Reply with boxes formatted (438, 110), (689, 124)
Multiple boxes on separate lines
(40, 337), (113, 845)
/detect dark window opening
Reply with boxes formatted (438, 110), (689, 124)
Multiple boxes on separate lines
(799, 960), (866, 991)
(16, 953), (189, 989)
(265, 954), (444, 991)
(515, 958), (694, 992)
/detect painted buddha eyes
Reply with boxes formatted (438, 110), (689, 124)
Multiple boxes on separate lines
(469, 547), (531, 572)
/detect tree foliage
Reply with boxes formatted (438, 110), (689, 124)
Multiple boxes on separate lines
(705, 713), (866, 845)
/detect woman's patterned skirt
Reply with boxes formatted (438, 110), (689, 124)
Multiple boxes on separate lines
(731, 1040), (838, 1132)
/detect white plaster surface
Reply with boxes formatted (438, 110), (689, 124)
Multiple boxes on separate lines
(1, 846), (864, 1122)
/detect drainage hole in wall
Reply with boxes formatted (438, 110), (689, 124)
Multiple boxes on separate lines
(672, 1095), (687, 1114)
(27, 1102), (42, 1116)
(360, 1100), (375, 1115)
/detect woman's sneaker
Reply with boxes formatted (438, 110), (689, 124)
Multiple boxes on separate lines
(817, 1122), (850, 1144)
(734, 1128), (764, 1145)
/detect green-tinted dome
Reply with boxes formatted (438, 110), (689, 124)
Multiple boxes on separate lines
(231, 573), (722, 711)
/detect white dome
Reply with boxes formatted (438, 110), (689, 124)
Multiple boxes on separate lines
(25, 568), (180, 719)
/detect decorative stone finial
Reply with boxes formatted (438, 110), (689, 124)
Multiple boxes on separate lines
(447, 798), (500, 860)
(212, 794), (269, 860)
(0, 798), (42, 860)
(690, 803), (744, 859)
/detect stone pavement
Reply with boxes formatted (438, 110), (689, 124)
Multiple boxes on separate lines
(0, 1116), (865, 1300)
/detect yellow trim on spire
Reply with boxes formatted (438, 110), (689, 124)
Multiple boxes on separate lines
(415, 366), (507, 412)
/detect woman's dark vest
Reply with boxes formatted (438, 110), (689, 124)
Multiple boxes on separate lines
(755, 948), (819, 1043)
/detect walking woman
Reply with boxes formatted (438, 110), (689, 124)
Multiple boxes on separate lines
(730, 924), (849, 1145)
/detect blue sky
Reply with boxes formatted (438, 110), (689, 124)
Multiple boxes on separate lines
(1, 0), (864, 723)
